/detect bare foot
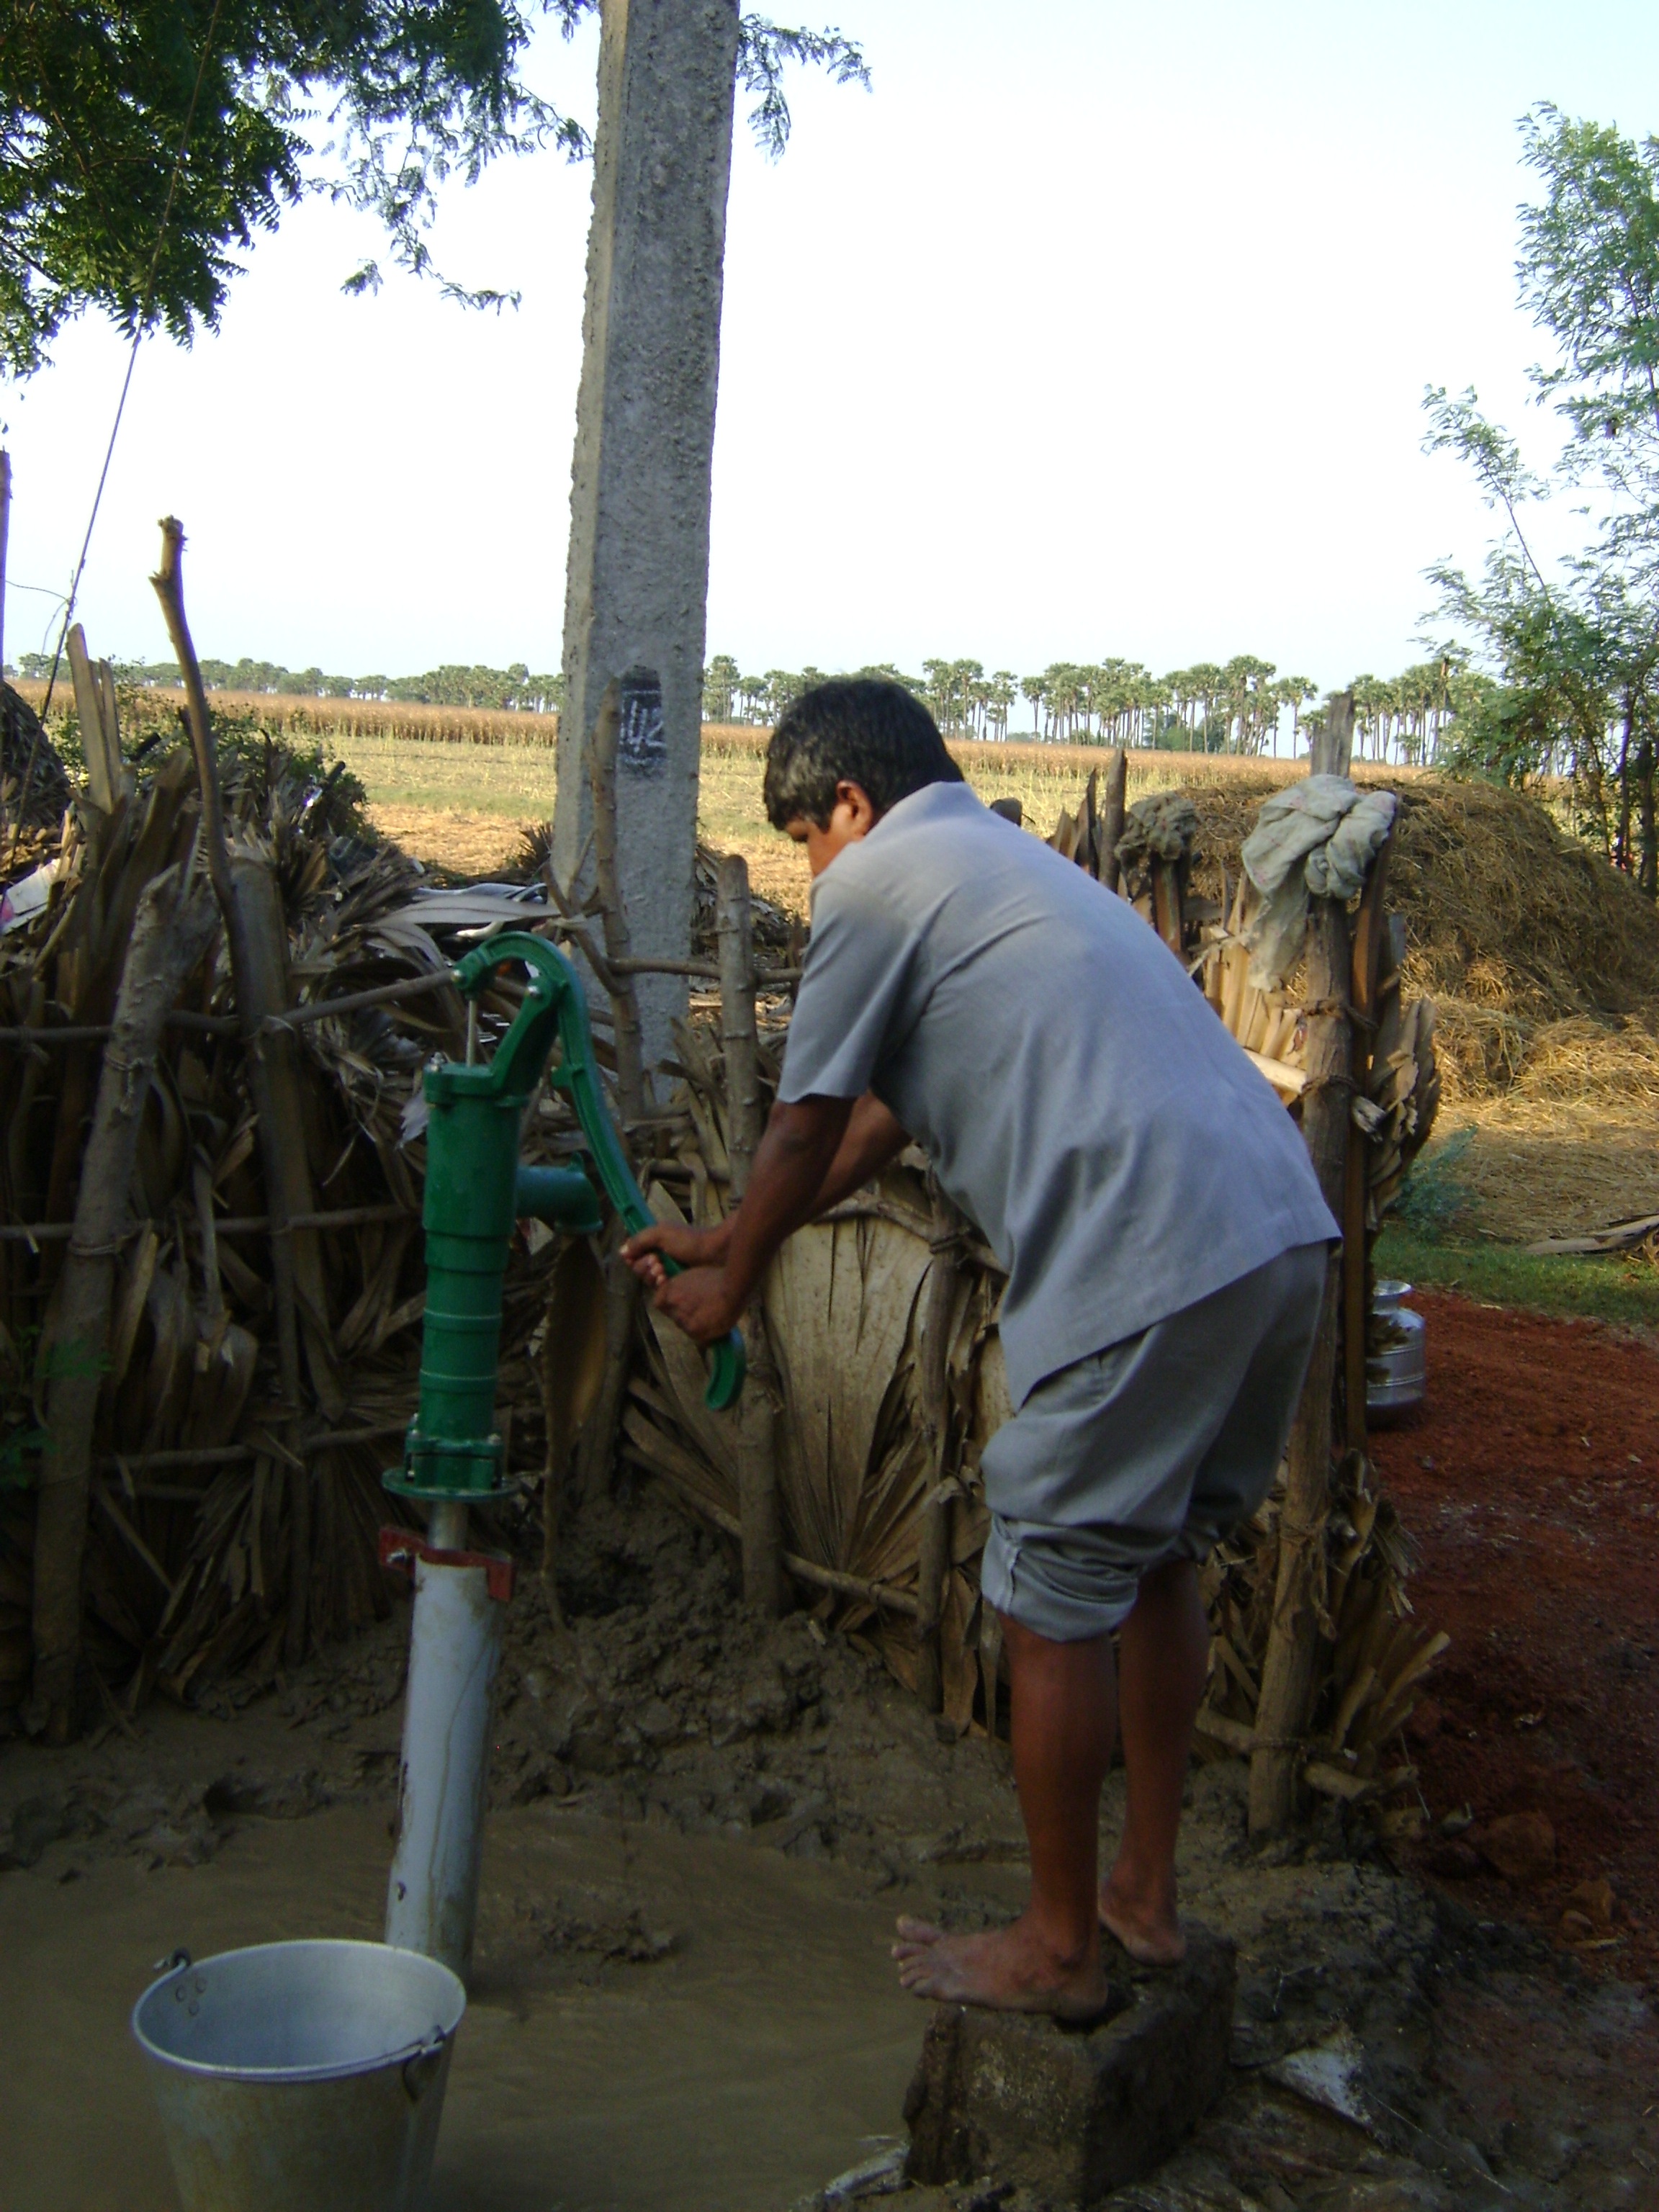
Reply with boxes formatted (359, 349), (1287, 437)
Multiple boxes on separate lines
(891, 1914), (1110, 2018)
(1099, 1867), (1186, 1966)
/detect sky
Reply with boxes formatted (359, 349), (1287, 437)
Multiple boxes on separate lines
(4, 1), (1658, 710)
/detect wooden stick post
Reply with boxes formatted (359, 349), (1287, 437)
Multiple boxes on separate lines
(914, 1184), (963, 1714)
(584, 677), (647, 1122)
(151, 519), (313, 1663)
(1341, 831), (1394, 1454)
(575, 678), (649, 1505)
(1247, 691), (1356, 1838)
(27, 866), (219, 1740)
(718, 853), (784, 1617)
(1099, 746), (1128, 892)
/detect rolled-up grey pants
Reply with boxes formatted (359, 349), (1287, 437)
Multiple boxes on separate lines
(979, 1241), (1329, 1642)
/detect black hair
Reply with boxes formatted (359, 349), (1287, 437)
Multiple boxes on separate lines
(763, 678), (965, 830)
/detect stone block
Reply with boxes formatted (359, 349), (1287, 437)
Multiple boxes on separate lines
(903, 1925), (1236, 2207)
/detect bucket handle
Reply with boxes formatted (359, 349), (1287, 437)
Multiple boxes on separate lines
(402, 2026), (450, 2105)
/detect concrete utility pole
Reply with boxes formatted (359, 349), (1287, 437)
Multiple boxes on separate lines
(554, 0), (742, 1079)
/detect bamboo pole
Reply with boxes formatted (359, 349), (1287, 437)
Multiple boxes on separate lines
(1247, 691), (1355, 1838)
(914, 1182), (963, 1714)
(718, 853), (783, 1617)
(27, 865), (219, 1741)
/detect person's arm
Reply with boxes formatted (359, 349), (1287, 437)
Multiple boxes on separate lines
(621, 1092), (910, 1343)
(806, 1091), (911, 1213)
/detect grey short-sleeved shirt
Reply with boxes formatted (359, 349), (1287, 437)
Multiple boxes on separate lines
(777, 781), (1338, 1407)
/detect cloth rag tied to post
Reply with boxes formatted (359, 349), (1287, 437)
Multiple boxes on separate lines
(1238, 775), (1397, 990)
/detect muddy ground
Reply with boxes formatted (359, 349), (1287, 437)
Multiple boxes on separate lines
(4, 1294), (1659, 2211)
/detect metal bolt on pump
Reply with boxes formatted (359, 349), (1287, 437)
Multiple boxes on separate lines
(380, 936), (742, 1978)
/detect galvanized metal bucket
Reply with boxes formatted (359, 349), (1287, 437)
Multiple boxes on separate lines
(132, 1939), (464, 2212)
(1368, 1278), (1426, 1420)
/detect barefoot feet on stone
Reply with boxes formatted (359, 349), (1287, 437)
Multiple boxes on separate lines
(1099, 1869), (1186, 1966)
(891, 1914), (1110, 2018)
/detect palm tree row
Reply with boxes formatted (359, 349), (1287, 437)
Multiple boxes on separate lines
(704, 652), (1473, 763)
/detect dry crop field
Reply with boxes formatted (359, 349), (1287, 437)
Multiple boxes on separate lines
(325, 719), (1409, 914)
(21, 687), (1655, 1244)
(331, 724), (1659, 1251)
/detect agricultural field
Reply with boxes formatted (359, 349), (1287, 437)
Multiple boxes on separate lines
(326, 718), (1408, 913)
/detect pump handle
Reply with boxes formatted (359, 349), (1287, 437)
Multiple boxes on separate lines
(451, 934), (745, 1412)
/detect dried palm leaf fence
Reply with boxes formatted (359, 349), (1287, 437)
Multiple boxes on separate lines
(0, 541), (584, 1745)
(620, 724), (1448, 1838)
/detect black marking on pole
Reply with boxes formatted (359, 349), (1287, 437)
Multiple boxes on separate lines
(617, 666), (666, 776)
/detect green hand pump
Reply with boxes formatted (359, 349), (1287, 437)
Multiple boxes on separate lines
(382, 934), (742, 1975)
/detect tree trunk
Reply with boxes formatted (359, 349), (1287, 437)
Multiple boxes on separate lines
(718, 853), (783, 1617)
(27, 866), (219, 1741)
(1638, 738), (1657, 900)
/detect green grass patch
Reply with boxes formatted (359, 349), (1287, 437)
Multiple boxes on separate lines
(1376, 1223), (1659, 1331)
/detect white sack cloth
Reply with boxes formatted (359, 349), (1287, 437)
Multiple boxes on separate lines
(1238, 776), (1397, 990)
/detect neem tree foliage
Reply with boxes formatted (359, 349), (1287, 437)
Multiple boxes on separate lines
(0, 2), (865, 379)
(1425, 104), (1659, 878)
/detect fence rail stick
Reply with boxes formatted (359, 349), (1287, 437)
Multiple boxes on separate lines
(0, 1200), (413, 1246)
(267, 970), (457, 1028)
(0, 1013), (240, 1044)
(670, 1490), (921, 1617)
(98, 1421), (410, 1477)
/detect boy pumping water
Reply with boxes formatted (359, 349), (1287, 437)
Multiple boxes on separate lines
(624, 680), (1336, 2018)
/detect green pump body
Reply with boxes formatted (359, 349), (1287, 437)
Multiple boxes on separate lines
(385, 934), (743, 1504)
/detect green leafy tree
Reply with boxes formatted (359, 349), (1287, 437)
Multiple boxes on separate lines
(1423, 104), (1659, 888)
(1, 3), (867, 377)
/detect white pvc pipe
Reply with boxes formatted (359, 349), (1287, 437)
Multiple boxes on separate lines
(385, 1505), (504, 1981)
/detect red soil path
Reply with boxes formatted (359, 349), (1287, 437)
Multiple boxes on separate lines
(1370, 1290), (1659, 1984)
